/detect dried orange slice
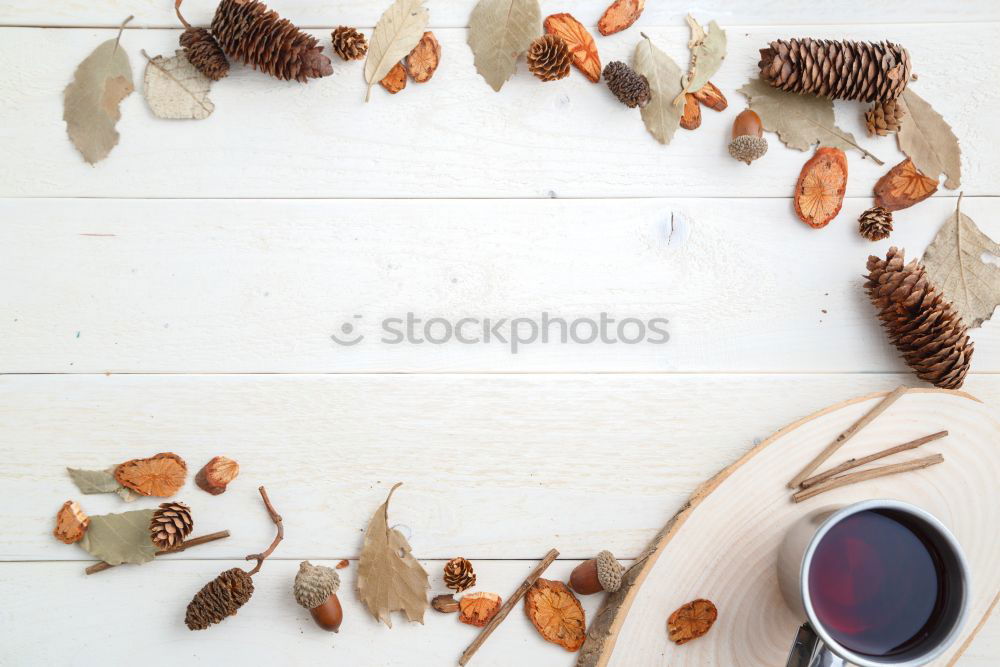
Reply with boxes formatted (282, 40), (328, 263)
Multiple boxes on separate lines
(525, 579), (586, 651)
(597, 0), (645, 36)
(115, 452), (187, 497)
(794, 147), (848, 228)
(873, 158), (938, 212)
(667, 598), (718, 644)
(544, 13), (601, 83)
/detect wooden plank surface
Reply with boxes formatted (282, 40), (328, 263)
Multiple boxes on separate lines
(1, 23), (997, 198)
(3, 197), (998, 373)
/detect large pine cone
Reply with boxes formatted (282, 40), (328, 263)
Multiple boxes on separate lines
(150, 501), (194, 549)
(211, 0), (332, 82)
(331, 26), (367, 61)
(603, 61), (650, 108)
(185, 568), (255, 630)
(865, 98), (905, 136)
(527, 35), (571, 82)
(179, 27), (230, 81)
(858, 206), (893, 242)
(759, 39), (910, 104)
(865, 247), (973, 389)
(443, 557), (476, 592)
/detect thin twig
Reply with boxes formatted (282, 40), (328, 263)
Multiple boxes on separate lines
(245, 485), (283, 575)
(792, 454), (944, 503)
(800, 430), (947, 489)
(788, 386), (908, 488)
(85, 530), (231, 575)
(111, 15), (133, 56)
(174, 0), (191, 29)
(459, 548), (559, 666)
(804, 118), (885, 165)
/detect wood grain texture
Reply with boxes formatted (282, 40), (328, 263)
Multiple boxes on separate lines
(1, 23), (998, 197)
(3, 197), (998, 373)
(4, 1), (998, 28)
(585, 389), (1000, 666)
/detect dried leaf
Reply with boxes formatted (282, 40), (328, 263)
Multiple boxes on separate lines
(597, 0), (644, 37)
(633, 34), (683, 145)
(404, 31), (441, 83)
(116, 485), (142, 502)
(142, 50), (214, 120)
(357, 483), (429, 627)
(873, 158), (938, 212)
(364, 0), (429, 102)
(68, 467), (120, 494)
(78, 509), (158, 565)
(544, 13), (600, 84)
(63, 19), (134, 164)
(738, 78), (882, 164)
(468, 0), (541, 92)
(679, 15), (726, 98)
(922, 196), (1000, 329)
(897, 88), (961, 190)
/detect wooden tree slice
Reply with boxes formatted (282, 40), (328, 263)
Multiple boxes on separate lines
(578, 389), (1000, 667)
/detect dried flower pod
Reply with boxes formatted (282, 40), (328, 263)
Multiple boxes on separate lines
(175, 0), (229, 81)
(728, 109), (767, 165)
(336, 559), (349, 569)
(432, 593), (459, 613)
(196, 456), (240, 495)
(692, 81), (727, 111)
(527, 34), (571, 82)
(294, 561), (343, 632)
(524, 579), (586, 652)
(380, 62), (407, 94)
(149, 501), (193, 549)
(603, 61), (650, 109)
(794, 147), (848, 228)
(54, 500), (89, 544)
(444, 556), (477, 593)
(331, 26), (367, 61)
(186, 567), (255, 630)
(459, 592), (502, 627)
(667, 598), (718, 644)
(404, 32), (441, 83)
(569, 550), (624, 595)
(597, 0), (645, 37)
(873, 158), (938, 212)
(680, 93), (701, 130)
(115, 452), (187, 497)
(544, 13), (601, 83)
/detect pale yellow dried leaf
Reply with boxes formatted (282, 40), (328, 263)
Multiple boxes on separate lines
(468, 0), (541, 92)
(365, 0), (428, 102)
(897, 88), (962, 190)
(143, 50), (214, 120)
(633, 34), (683, 145)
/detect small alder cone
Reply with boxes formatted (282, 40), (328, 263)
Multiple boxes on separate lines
(149, 501), (194, 549)
(331, 26), (367, 61)
(569, 550), (624, 595)
(54, 500), (89, 544)
(443, 556), (476, 593)
(179, 28), (230, 81)
(294, 561), (343, 632)
(728, 109), (767, 165)
(527, 34), (572, 82)
(185, 568), (255, 630)
(865, 247), (973, 389)
(759, 38), (911, 104)
(211, 0), (333, 82)
(858, 206), (893, 242)
(866, 98), (905, 136)
(603, 61), (650, 109)
(196, 456), (240, 495)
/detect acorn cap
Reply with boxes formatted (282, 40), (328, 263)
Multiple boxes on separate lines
(294, 560), (340, 609)
(595, 550), (624, 592)
(727, 134), (768, 165)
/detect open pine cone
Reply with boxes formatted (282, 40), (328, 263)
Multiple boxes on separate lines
(150, 501), (194, 549)
(859, 206), (893, 241)
(443, 557), (476, 592)
(866, 98), (905, 136)
(331, 26), (367, 61)
(527, 34), (571, 82)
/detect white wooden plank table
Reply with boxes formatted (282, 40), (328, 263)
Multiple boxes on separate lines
(1, 2), (998, 665)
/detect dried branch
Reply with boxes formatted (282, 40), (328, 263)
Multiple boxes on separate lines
(245, 485), (283, 575)
(799, 430), (947, 489)
(85, 530), (231, 575)
(792, 454), (944, 503)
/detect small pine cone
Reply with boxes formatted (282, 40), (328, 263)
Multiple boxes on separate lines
(185, 568), (255, 630)
(150, 501), (194, 549)
(179, 27), (230, 81)
(859, 206), (893, 241)
(331, 26), (367, 61)
(865, 247), (973, 389)
(865, 99), (906, 136)
(443, 557), (476, 592)
(603, 61), (650, 108)
(527, 34), (571, 82)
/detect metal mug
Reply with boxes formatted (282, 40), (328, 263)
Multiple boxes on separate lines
(778, 499), (970, 667)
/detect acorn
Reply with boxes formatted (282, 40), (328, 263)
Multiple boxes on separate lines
(727, 109), (768, 165)
(569, 550), (624, 595)
(294, 561), (343, 632)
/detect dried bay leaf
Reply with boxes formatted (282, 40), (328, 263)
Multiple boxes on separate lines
(738, 79), (883, 164)
(922, 195), (1000, 329)
(468, 0), (541, 92)
(63, 17), (134, 164)
(897, 88), (961, 189)
(78, 508), (157, 565)
(68, 467), (120, 494)
(633, 33), (683, 145)
(143, 50), (214, 120)
(115, 485), (142, 502)
(357, 483), (429, 627)
(365, 0), (429, 102)
(679, 15), (726, 100)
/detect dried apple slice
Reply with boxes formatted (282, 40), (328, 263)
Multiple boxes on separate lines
(794, 147), (848, 228)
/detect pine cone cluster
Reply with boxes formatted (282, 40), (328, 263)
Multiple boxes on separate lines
(858, 206), (893, 241)
(211, 0), (332, 82)
(527, 35), (571, 82)
(331, 26), (367, 61)
(179, 27), (231, 81)
(759, 38), (911, 104)
(443, 557), (476, 593)
(150, 501), (194, 549)
(185, 568), (255, 630)
(865, 98), (905, 136)
(865, 247), (973, 389)
(603, 61), (650, 108)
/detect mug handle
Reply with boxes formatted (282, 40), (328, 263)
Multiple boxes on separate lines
(786, 623), (847, 667)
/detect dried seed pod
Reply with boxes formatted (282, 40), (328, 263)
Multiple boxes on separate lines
(115, 452), (187, 497)
(692, 81), (727, 111)
(794, 147), (848, 228)
(597, 0), (645, 36)
(431, 593), (459, 613)
(569, 550), (624, 595)
(54, 500), (89, 544)
(524, 579), (586, 652)
(728, 109), (767, 165)
(404, 31), (440, 83)
(459, 592), (502, 627)
(196, 456), (240, 495)
(175, 0), (230, 81)
(294, 561), (343, 632)
(380, 62), (407, 94)
(873, 158), (938, 212)
(680, 93), (701, 130)
(667, 598), (718, 644)
(603, 61), (650, 109)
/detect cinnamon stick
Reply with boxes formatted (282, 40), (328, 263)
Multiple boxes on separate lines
(788, 385), (908, 488)
(792, 454), (944, 503)
(459, 548), (559, 665)
(85, 529), (231, 575)
(799, 430), (947, 489)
